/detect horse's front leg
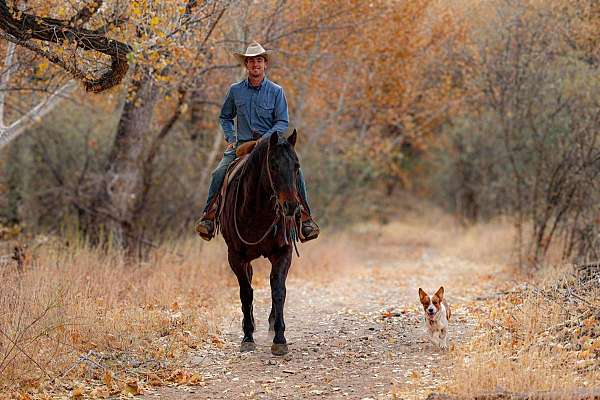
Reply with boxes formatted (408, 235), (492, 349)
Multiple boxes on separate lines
(268, 301), (276, 336)
(268, 247), (292, 356)
(228, 252), (256, 352)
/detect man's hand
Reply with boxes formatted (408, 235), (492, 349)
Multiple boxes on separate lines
(226, 142), (235, 150)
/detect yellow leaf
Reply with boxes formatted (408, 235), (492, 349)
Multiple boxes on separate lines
(36, 61), (49, 76)
(150, 16), (159, 27)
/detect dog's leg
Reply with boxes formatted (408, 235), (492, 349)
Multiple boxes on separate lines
(439, 328), (448, 350)
(428, 329), (439, 347)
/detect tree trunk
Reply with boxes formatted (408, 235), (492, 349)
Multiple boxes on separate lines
(89, 75), (159, 252)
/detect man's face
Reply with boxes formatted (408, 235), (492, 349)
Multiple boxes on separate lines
(245, 56), (267, 80)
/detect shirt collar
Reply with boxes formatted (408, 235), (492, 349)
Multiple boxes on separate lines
(245, 76), (267, 90)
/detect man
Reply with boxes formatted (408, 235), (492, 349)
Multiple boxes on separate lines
(196, 42), (319, 242)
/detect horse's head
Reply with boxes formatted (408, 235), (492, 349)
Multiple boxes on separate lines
(267, 129), (300, 217)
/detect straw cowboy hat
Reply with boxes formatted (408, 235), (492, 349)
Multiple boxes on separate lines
(234, 42), (272, 64)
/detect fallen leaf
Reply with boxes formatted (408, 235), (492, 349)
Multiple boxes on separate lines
(147, 372), (163, 386)
(71, 387), (84, 399)
(583, 317), (597, 329)
(102, 370), (113, 387)
(91, 387), (110, 399)
(211, 335), (225, 348)
(123, 380), (142, 395)
(188, 373), (204, 385)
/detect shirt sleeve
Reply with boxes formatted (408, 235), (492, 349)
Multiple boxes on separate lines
(266, 87), (289, 136)
(219, 87), (236, 143)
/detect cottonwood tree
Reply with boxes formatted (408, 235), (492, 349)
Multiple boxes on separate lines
(440, 0), (600, 265)
(0, 0), (229, 252)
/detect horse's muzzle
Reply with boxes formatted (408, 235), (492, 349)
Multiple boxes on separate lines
(278, 191), (300, 217)
(282, 199), (300, 217)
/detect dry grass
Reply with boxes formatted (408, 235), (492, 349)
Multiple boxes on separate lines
(0, 230), (355, 397)
(0, 236), (231, 395)
(445, 264), (600, 397)
(2, 213), (597, 398)
(358, 212), (600, 397)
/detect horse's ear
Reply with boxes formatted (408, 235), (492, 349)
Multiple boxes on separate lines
(269, 132), (278, 148)
(288, 129), (297, 147)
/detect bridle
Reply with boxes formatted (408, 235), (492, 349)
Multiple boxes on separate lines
(233, 139), (299, 253)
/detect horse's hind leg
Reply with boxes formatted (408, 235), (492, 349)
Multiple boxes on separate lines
(229, 252), (255, 352)
(268, 247), (292, 356)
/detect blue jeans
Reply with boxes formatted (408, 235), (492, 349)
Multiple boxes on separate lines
(203, 146), (311, 214)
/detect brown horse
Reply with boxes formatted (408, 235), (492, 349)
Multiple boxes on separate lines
(219, 130), (301, 356)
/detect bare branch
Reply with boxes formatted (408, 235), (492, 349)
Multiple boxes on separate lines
(0, 82), (75, 149)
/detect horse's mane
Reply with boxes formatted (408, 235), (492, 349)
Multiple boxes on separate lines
(245, 137), (270, 169)
(244, 134), (293, 173)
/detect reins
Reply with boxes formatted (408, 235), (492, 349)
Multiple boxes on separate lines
(233, 140), (280, 246)
(231, 138), (301, 256)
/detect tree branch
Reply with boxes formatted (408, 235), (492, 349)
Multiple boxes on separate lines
(0, 0), (131, 92)
(0, 39), (77, 149)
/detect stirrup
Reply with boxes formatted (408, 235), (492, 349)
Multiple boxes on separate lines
(195, 218), (215, 241)
(195, 201), (217, 241)
(299, 216), (319, 243)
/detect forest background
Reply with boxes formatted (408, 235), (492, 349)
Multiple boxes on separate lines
(1, 0), (600, 398)
(1, 0), (599, 266)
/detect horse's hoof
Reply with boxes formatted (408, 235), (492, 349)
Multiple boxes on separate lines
(271, 343), (289, 356)
(240, 341), (256, 352)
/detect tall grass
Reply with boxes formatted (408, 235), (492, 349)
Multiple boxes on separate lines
(446, 266), (600, 397)
(0, 229), (356, 394)
(0, 236), (233, 391)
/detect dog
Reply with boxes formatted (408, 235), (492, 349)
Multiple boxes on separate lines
(418, 286), (451, 350)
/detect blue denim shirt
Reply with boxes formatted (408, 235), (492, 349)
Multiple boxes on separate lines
(219, 77), (289, 143)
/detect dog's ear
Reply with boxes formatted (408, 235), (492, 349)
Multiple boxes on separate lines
(418, 288), (429, 304)
(434, 286), (444, 301)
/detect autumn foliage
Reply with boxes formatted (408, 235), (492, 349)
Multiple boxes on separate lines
(0, 0), (599, 258)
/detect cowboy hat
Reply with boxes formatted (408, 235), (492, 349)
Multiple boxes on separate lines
(234, 42), (271, 64)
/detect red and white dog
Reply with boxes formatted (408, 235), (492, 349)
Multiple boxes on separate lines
(418, 287), (451, 350)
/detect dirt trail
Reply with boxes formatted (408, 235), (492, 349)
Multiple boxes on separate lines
(143, 227), (509, 399)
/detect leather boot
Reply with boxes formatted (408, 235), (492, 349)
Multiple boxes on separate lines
(195, 200), (218, 241)
(299, 209), (319, 242)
